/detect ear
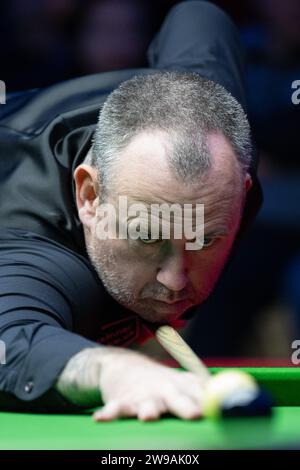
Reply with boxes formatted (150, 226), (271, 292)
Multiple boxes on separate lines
(245, 172), (253, 193)
(73, 164), (99, 230)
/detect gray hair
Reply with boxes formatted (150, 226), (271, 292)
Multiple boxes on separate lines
(90, 71), (252, 194)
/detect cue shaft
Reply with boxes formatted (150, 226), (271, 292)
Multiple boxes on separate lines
(155, 325), (211, 382)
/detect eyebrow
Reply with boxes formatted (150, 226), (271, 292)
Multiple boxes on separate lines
(204, 228), (230, 237)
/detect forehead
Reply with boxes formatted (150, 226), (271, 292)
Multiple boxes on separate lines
(112, 130), (242, 206)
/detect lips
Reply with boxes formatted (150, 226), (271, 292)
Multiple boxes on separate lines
(159, 299), (189, 305)
(153, 298), (193, 311)
(142, 297), (193, 312)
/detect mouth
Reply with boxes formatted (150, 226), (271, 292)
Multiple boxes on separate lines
(151, 298), (192, 313)
(159, 299), (189, 305)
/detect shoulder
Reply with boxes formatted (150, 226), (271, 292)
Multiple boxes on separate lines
(0, 228), (105, 314)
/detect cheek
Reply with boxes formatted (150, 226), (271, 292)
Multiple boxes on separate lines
(190, 239), (235, 290)
(109, 241), (158, 283)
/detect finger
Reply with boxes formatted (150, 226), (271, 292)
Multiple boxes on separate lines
(93, 399), (140, 422)
(174, 376), (204, 408)
(163, 392), (202, 420)
(137, 399), (163, 422)
(180, 371), (207, 390)
(176, 388), (203, 409)
(93, 400), (123, 422)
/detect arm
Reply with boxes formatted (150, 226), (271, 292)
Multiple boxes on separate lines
(0, 228), (101, 412)
(147, 1), (248, 112)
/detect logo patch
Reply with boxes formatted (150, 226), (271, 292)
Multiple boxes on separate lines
(96, 316), (139, 347)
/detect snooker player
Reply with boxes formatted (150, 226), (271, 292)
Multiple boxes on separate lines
(0, 1), (261, 421)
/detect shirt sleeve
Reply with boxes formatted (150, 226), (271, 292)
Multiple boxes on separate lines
(0, 228), (103, 412)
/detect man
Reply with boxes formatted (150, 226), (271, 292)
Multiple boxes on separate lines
(0, 1), (261, 421)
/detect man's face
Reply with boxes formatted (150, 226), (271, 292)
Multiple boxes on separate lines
(76, 130), (250, 324)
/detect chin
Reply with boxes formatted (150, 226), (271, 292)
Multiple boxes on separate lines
(138, 310), (179, 324)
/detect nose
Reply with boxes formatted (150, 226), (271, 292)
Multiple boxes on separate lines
(156, 252), (189, 292)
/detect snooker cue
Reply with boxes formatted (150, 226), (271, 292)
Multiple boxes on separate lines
(155, 325), (210, 382)
(155, 325), (273, 419)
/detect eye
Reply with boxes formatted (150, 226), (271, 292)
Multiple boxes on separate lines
(138, 233), (161, 244)
(202, 236), (216, 248)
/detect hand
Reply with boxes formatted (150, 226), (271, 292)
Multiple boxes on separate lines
(93, 347), (204, 422)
